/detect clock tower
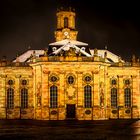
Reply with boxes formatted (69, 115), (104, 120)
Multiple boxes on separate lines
(55, 7), (78, 41)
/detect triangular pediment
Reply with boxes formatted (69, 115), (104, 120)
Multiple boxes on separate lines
(51, 42), (91, 57)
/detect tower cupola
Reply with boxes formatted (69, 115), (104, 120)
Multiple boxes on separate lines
(55, 7), (78, 41)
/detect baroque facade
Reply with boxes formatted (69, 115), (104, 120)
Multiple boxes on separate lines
(0, 8), (140, 120)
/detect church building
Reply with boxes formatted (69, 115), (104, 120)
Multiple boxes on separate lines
(0, 8), (140, 120)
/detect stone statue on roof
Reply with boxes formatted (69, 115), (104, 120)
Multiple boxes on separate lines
(67, 47), (76, 57)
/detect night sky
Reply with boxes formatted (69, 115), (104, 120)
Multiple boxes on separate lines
(0, 0), (140, 61)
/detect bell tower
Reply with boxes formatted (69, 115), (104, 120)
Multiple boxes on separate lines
(55, 7), (78, 41)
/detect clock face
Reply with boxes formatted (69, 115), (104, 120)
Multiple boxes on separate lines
(64, 31), (69, 36)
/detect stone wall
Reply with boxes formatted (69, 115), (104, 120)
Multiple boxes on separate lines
(0, 61), (140, 120)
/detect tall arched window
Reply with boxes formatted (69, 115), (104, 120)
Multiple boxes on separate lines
(64, 17), (68, 28)
(7, 88), (14, 109)
(124, 88), (131, 107)
(50, 85), (58, 108)
(21, 88), (28, 109)
(84, 85), (92, 108)
(111, 88), (117, 108)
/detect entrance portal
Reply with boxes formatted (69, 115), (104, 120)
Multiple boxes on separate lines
(66, 104), (76, 119)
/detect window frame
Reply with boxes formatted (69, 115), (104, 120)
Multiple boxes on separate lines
(50, 85), (58, 108)
(7, 88), (14, 109)
(124, 88), (131, 108)
(111, 88), (118, 108)
(84, 85), (92, 108)
(21, 88), (28, 109)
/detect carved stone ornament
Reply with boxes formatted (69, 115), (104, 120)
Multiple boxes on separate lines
(0, 74), (7, 78)
(66, 86), (76, 99)
(68, 96), (73, 100)
(43, 68), (50, 74)
(131, 75), (137, 78)
(76, 71), (83, 74)
(66, 47), (76, 57)
(59, 71), (66, 74)
(100, 82), (104, 107)
(92, 69), (99, 74)
(118, 75), (123, 78)
(15, 74), (21, 78)
(36, 82), (41, 107)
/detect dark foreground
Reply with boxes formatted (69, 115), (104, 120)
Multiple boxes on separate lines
(0, 119), (140, 140)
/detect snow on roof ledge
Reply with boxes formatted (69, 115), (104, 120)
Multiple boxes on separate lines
(90, 49), (124, 63)
(49, 39), (88, 46)
(13, 50), (44, 62)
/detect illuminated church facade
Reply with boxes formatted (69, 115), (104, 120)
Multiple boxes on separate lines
(0, 8), (140, 120)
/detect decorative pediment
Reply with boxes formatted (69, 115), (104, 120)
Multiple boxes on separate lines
(49, 39), (88, 46)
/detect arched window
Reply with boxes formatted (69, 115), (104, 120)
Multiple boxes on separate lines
(21, 88), (28, 109)
(64, 17), (68, 28)
(111, 88), (117, 108)
(50, 85), (58, 108)
(7, 88), (14, 109)
(84, 85), (92, 108)
(124, 88), (131, 107)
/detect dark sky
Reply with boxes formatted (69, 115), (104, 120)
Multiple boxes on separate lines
(0, 0), (140, 61)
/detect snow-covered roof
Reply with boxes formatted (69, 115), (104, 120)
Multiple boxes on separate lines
(13, 50), (44, 62)
(49, 39), (88, 46)
(90, 49), (123, 63)
(13, 48), (123, 63)
(13, 37), (123, 63)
